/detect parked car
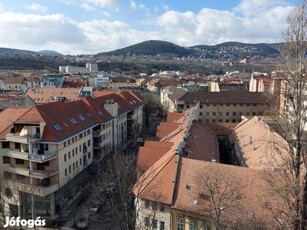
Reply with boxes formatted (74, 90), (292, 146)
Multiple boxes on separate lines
(77, 212), (91, 229)
(89, 200), (103, 213)
(105, 181), (116, 193)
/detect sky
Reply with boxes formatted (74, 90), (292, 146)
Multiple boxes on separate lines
(0, 0), (300, 55)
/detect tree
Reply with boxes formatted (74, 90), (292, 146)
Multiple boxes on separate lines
(194, 164), (247, 230)
(266, 0), (307, 229)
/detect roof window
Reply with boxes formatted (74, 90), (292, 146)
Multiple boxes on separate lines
(79, 115), (85, 121)
(98, 111), (103, 116)
(70, 118), (78, 124)
(62, 121), (68, 127)
(53, 124), (62, 131)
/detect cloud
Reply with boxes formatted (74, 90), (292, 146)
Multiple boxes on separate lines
(25, 3), (48, 12)
(156, 2), (294, 46)
(130, 0), (137, 10)
(81, 2), (96, 11)
(234, 0), (289, 17)
(0, 13), (87, 54)
(82, 0), (120, 11)
(79, 19), (159, 52)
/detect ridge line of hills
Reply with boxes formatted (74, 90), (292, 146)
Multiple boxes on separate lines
(0, 40), (281, 58)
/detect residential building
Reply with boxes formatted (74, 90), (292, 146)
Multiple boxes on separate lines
(0, 90), (143, 222)
(25, 87), (93, 104)
(41, 74), (64, 88)
(164, 91), (269, 123)
(133, 108), (288, 230)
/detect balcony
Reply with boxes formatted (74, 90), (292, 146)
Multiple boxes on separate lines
(93, 130), (102, 137)
(31, 168), (58, 179)
(93, 142), (103, 149)
(3, 164), (58, 179)
(3, 149), (29, 160)
(6, 180), (59, 197)
(6, 133), (40, 144)
(29, 151), (57, 162)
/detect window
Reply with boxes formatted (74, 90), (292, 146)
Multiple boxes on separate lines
(160, 204), (165, 212)
(226, 112), (229, 116)
(17, 174), (25, 180)
(177, 216), (184, 230)
(64, 154), (67, 162)
(53, 124), (62, 131)
(206, 112), (209, 116)
(203, 222), (212, 230)
(65, 168), (67, 176)
(145, 200), (150, 208)
(69, 166), (71, 174)
(153, 219), (158, 229)
(70, 118), (78, 124)
(16, 159), (24, 165)
(62, 121), (68, 127)
(3, 156), (11, 164)
(68, 151), (71, 159)
(219, 112), (223, 116)
(79, 115), (85, 121)
(253, 112), (256, 115)
(199, 112), (203, 116)
(200, 105), (203, 108)
(212, 112), (216, 116)
(160, 221), (165, 230)
(2, 142), (9, 149)
(189, 220), (198, 230)
(88, 140), (91, 147)
(145, 217), (150, 227)
(233, 112), (236, 116)
(72, 149), (74, 157)
(4, 172), (12, 179)
(186, 105), (190, 108)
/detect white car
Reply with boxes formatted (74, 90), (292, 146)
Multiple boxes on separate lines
(89, 200), (103, 213)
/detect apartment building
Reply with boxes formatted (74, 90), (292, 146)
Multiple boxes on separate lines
(133, 108), (288, 229)
(164, 90), (269, 123)
(0, 91), (143, 221)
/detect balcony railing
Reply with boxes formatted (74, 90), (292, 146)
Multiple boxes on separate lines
(93, 130), (102, 137)
(5, 180), (59, 197)
(29, 151), (57, 162)
(93, 142), (103, 149)
(6, 133), (40, 144)
(31, 167), (58, 179)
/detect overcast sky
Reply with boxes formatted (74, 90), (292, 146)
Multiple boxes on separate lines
(0, 0), (299, 55)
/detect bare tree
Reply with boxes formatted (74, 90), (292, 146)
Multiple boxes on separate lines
(264, 0), (307, 229)
(194, 164), (248, 229)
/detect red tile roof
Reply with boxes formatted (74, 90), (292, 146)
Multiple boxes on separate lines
(173, 159), (284, 226)
(25, 87), (81, 104)
(0, 108), (31, 139)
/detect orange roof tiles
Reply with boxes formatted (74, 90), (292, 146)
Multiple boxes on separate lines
(25, 87), (81, 104)
(166, 112), (184, 123)
(230, 116), (288, 170)
(0, 108), (31, 139)
(137, 146), (172, 171)
(173, 159), (284, 226)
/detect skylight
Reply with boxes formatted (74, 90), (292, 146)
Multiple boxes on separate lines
(79, 115), (85, 121)
(132, 100), (136, 104)
(53, 124), (62, 131)
(62, 121), (68, 127)
(98, 111), (103, 116)
(70, 118), (78, 124)
(86, 113), (92, 117)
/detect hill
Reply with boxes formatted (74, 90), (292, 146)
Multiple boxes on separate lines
(0, 47), (62, 57)
(98, 40), (281, 60)
(97, 40), (195, 57)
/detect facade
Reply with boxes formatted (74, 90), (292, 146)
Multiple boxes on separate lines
(41, 74), (64, 88)
(59, 63), (98, 75)
(133, 108), (289, 229)
(0, 90), (143, 221)
(166, 91), (269, 123)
